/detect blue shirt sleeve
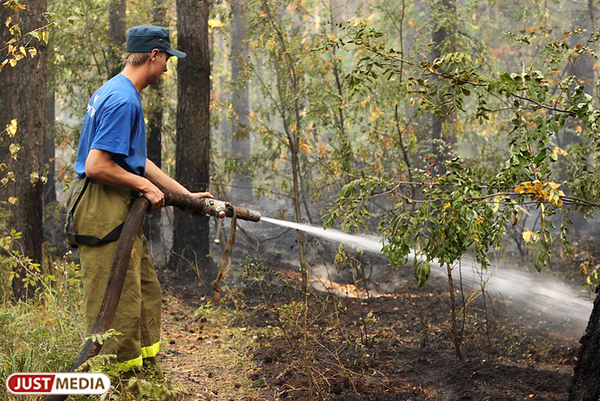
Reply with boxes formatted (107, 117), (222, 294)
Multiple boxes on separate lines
(91, 96), (138, 157)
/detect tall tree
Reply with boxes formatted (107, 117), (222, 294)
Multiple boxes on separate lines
(144, 0), (168, 259)
(169, 0), (212, 282)
(230, 0), (252, 202)
(44, 61), (56, 206)
(12, 0), (48, 300)
(0, 5), (18, 206)
(429, 0), (456, 173)
(107, 0), (126, 79)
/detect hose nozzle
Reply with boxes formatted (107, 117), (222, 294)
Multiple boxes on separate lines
(164, 193), (261, 222)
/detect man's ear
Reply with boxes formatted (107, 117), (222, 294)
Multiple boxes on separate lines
(150, 49), (160, 61)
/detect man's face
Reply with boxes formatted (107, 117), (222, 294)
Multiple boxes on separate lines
(149, 50), (171, 85)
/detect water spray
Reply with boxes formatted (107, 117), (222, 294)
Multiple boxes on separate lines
(260, 216), (593, 334)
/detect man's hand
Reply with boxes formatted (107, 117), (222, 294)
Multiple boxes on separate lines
(86, 149), (165, 210)
(142, 182), (165, 210)
(190, 192), (214, 200)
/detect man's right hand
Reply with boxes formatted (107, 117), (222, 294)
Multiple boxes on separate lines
(142, 181), (165, 210)
(86, 149), (166, 210)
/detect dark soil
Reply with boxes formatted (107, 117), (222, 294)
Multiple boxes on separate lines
(160, 253), (582, 401)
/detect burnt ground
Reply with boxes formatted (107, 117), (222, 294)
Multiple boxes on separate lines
(147, 207), (600, 401)
(158, 251), (584, 401)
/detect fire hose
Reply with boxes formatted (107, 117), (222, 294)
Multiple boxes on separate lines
(42, 192), (260, 401)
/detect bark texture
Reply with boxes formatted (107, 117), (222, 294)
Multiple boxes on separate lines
(143, 0), (168, 262)
(169, 0), (212, 282)
(0, 5), (18, 206)
(570, 289), (600, 400)
(11, 0), (47, 300)
(44, 73), (56, 206)
(107, 0), (126, 79)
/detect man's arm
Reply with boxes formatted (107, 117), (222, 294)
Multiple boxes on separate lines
(145, 158), (213, 200)
(85, 149), (165, 209)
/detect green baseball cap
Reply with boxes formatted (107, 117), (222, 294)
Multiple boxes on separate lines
(126, 25), (186, 58)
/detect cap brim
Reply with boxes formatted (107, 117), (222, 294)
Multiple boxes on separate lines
(166, 48), (186, 58)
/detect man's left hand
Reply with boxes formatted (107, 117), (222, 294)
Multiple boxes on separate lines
(190, 192), (213, 199)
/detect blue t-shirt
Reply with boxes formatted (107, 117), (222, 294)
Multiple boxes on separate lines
(75, 74), (147, 178)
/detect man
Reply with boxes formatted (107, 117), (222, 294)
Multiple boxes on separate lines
(66, 25), (211, 374)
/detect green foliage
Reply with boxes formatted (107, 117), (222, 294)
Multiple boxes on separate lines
(0, 260), (82, 400)
(88, 328), (123, 346)
(325, 15), (600, 284)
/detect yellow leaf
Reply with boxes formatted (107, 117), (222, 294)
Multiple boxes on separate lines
(361, 97), (370, 107)
(492, 196), (500, 213)
(515, 184), (525, 194)
(9, 143), (20, 160)
(8, 196), (19, 205)
(6, 119), (17, 137)
(9, 59), (17, 67)
(299, 141), (312, 153)
(208, 19), (222, 28)
(552, 146), (567, 159)
(29, 47), (37, 57)
(20, 46), (27, 57)
(5, 16), (11, 27)
(319, 143), (327, 158)
(522, 229), (535, 244)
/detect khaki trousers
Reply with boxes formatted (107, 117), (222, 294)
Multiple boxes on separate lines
(70, 179), (161, 371)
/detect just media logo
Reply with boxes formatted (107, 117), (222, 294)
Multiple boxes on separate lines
(6, 373), (110, 395)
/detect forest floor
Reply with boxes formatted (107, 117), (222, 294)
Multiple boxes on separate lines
(157, 252), (585, 401)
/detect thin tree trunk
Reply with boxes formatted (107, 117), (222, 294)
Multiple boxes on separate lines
(44, 68), (56, 206)
(144, 0), (167, 263)
(169, 0), (212, 283)
(328, 1), (353, 177)
(107, 0), (126, 79)
(430, 0), (456, 174)
(230, 0), (252, 202)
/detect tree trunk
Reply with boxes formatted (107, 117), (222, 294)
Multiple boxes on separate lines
(11, 0), (48, 301)
(144, 0), (168, 264)
(230, 0), (252, 202)
(168, 0), (212, 283)
(570, 289), (600, 400)
(430, 0), (456, 174)
(44, 70), (56, 206)
(328, 2), (353, 177)
(560, 1), (597, 149)
(0, 5), (18, 207)
(107, 0), (126, 79)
